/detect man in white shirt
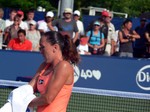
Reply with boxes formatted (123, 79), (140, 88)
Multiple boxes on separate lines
(73, 10), (84, 38)
(24, 9), (36, 29)
(5, 9), (17, 27)
(17, 10), (28, 30)
(38, 11), (57, 33)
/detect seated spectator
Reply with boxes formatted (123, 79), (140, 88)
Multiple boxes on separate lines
(5, 9), (17, 27)
(26, 20), (41, 52)
(86, 21), (105, 55)
(4, 15), (21, 45)
(0, 8), (5, 49)
(77, 36), (91, 55)
(7, 29), (32, 51)
(118, 19), (140, 58)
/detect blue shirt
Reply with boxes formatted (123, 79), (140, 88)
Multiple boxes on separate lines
(86, 30), (104, 45)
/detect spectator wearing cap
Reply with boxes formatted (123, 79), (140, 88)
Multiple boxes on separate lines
(17, 10), (28, 30)
(49, 8), (79, 44)
(5, 9), (17, 27)
(26, 20), (41, 51)
(7, 29), (32, 51)
(73, 10), (85, 46)
(104, 11), (117, 56)
(38, 11), (57, 33)
(100, 9), (109, 40)
(118, 19), (140, 58)
(24, 9), (36, 29)
(86, 21), (105, 55)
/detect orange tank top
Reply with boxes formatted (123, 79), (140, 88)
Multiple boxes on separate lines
(37, 64), (74, 112)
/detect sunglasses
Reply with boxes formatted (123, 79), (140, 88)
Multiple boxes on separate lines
(94, 24), (100, 26)
(73, 14), (79, 17)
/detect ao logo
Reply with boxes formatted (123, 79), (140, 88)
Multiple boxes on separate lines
(136, 65), (150, 90)
(74, 65), (101, 83)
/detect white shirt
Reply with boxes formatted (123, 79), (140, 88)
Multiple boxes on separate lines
(77, 44), (89, 55)
(19, 21), (28, 30)
(38, 21), (57, 32)
(73, 20), (84, 39)
(5, 19), (14, 27)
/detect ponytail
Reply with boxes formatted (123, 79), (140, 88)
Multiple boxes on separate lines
(59, 31), (80, 65)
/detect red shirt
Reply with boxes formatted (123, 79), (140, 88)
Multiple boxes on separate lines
(8, 38), (32, 51)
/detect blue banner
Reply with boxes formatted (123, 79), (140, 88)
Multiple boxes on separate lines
(0, 50), (150, 94)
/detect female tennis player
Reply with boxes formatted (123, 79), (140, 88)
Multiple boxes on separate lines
(28, 31), (80, 112)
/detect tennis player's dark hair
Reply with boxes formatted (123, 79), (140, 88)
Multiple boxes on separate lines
(43, 31), (80, 65)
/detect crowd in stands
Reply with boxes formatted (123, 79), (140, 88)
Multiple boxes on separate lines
(0, 7), (150, 58)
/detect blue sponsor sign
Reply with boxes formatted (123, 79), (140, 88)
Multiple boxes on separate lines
(0, 50), (150, 94)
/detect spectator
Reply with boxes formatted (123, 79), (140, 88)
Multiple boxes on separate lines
(99, 9), (109, 41)
(104, 11), (117, 56)
(17, 10), (28, 30)
(5, 9), (17, 27)
(49, 8), (79, 44)
(28, 31), (80, 112)
(24, 9), (36, 29)
(73, 10), (84, 46)
(4, 15), (21, 45)
(38, 11), (57, 33)
(86, 21), (105, 55)
(26, 20), (41, 52)
(133, 18), (147, 58)
(118, 19), (140, 58)
(0, 8), (5, 49)
(7, 29), (32, 51)
(77, 35), (91, 55)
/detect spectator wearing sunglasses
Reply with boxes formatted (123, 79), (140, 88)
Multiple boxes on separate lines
(104, 11), (117, 56)
(4, 15), (22, 45)
(73, 10), (85, 46)
(26, 20), (41, 51)
(49, 8), (79, 44)
(38, 11), (58, 34)
(86, 21), (105, 55)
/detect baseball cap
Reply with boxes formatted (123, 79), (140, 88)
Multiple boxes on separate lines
(46, 11), (54, 17)
(73, 10), (80, 16)
(17, 10), (24, 16)
(101, 10), (109, 17)
(64, 8), (72, 14)
(94, 21), (100, 26)
(29, 20), (36, 25)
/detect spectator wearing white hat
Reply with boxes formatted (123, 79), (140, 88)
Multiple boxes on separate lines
(38, 11), (57, 33)
(49, 8), (79, 44)
(26, 20), (41, 51)
(73, 10), (85, 46)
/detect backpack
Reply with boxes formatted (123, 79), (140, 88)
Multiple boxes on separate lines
(88, 30), (105, 55)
